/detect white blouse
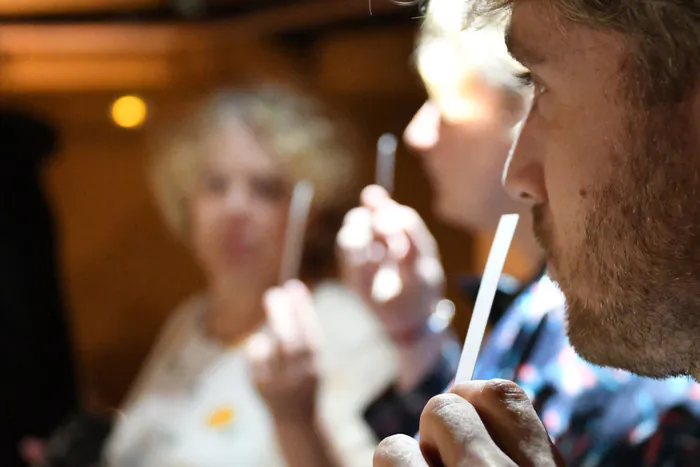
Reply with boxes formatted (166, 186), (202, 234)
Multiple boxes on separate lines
(105, 281), (397, 467)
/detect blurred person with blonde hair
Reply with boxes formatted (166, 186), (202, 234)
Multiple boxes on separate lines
(342, 1), (700, 465)
(104, 86), (397, 467)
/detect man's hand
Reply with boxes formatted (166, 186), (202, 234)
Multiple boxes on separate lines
(337, 186), (446, 384)
(246, 280), (321, 422)
(374, 380), (565, 467)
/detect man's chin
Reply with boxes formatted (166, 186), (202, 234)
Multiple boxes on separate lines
(566, 322), (637, 374)
(564, 297), (622, 369)
(570, 337), (686, 379)
(565, 299), (689, 379)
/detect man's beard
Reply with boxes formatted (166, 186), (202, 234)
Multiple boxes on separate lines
(535, 103), (700, 379)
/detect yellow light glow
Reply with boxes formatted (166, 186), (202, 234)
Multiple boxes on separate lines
(111, 95), (147, 129)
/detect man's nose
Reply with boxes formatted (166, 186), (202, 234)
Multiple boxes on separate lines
(502, 117), (547, 205)
(404, 100), (441, 152)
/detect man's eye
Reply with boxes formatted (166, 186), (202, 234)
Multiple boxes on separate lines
(515, 71), (534, 87)
(514, 71), (547, 96)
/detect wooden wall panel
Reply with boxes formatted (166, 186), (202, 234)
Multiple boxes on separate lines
(0, 0), (161, 16)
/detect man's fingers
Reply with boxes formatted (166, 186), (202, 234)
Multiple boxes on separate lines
(373, 204), (438, 262)
(337, 225), (381, 268)
(397, 205), (439, 258)
(358, 184), (437, 258)
(340, 207), (373, 243)
(338, 207), (382, 269)
(450, 380), (565, 467)
(378, 209), (442, 291)
(374, 435), (429, 467)
(337, 206), (386, 301)
(419, 393), (516, 467)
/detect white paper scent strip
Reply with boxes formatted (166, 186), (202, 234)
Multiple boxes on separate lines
(454, 214), (519, 384)
(278, 180), (315, 284)
(371, 133), (403, 303)
(376, 133), (398, 195)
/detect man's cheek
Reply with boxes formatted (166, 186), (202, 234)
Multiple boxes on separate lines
(544, 166), (587, 241)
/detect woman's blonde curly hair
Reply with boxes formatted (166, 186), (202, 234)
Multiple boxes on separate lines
(151, 85), (359, 282)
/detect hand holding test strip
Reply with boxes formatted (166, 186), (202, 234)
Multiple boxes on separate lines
(279, 180), (315, 284)
(337, 135), (445, 351)
(247, 180), (322, 419)
(371, 133), (403, 303)
(412, 214), (518, 443)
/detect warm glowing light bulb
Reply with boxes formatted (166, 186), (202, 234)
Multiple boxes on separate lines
(111, 95), (147, 129)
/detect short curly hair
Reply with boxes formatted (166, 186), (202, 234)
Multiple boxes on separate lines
(151, 85), (359, 282)
(460, 0), (700, 105)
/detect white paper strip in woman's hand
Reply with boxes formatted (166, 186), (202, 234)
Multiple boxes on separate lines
(278, 181), (315, 284)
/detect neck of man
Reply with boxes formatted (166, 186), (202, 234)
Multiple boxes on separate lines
(204, 276), (271, 346)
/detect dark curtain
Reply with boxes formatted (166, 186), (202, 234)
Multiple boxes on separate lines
(0, 109), (78, 466)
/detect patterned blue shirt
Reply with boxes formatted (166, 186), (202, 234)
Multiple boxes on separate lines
(474, 276), (700, 466)
(364, 275), (700, 465)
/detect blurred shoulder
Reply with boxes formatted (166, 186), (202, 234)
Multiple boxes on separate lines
(311, 280), (385, 340)
(311, 279), (396, 362)
(312, 280), (365, 311)
(312, 280), (397, 465)
(156, 294), (207, 339)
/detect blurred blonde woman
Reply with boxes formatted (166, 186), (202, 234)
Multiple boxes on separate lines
(105, 86), (397, 467)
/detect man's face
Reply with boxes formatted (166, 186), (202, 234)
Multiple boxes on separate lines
(503, 0), (700, 377)
(404, 88), (520, 232)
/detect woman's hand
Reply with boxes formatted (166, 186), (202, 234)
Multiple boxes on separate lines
(246, 280), (343, 467)
(246, 280), (321, 423)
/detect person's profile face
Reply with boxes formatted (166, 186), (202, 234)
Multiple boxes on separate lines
(189, 121), (289, 286)
(502, 0), (700, 378)
(404, 69), (524, 231)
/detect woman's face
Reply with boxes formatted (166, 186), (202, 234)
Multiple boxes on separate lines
(190, 120), (290, 286)
(404, 75), (526, 232)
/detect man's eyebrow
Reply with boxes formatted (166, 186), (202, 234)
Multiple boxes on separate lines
(504, 25), (550, 66)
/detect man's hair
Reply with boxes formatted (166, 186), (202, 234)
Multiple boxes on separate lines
(415, 0), (528, 123)
(463, 0), (700, 105)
